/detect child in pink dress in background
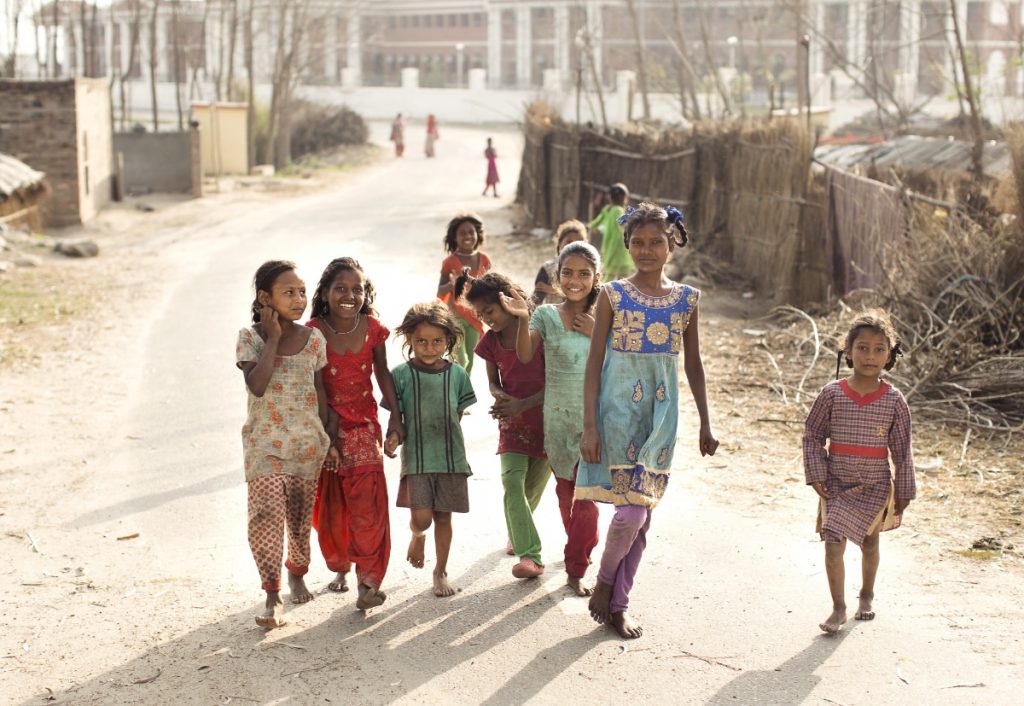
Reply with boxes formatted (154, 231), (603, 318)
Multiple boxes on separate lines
(804, 309), (915, 634)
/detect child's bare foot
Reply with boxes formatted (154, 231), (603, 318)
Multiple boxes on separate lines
(287, 573), (314, 604)
(610, 611), (643, 639)
(511, 557), (544, 578)
(588, 579), (612, 624)
(327, 571), (349, 593)
(433, 570), (456, 597)
(255, 592), (286, 629)
(356, 583), (386, 611)
(567, 575), (593, 597)
(854, 592), (875, 621)
(407, 534), (426, 569)
(819, 606), (847, 634)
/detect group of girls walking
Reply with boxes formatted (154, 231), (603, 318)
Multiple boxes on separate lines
(236, 201), (915, 639)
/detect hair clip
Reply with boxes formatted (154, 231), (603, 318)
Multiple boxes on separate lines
(892, 342), (904, 358)
(665, 205), (685, 225)
(616, 206), (636, 226)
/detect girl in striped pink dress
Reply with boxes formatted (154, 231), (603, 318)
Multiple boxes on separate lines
(803, 310), (915, 634)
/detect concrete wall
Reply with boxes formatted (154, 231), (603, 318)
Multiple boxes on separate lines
(0, 78), (113, 227)
(75, 80), (114, 222)
(113, 131), (195, 194)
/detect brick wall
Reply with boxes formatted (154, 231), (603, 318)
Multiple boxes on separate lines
(0, 78), (113, 227)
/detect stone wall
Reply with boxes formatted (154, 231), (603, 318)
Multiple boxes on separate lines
(0, 78), (113, 227)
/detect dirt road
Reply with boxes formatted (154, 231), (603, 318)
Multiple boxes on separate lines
(2, 124), (1021, 705)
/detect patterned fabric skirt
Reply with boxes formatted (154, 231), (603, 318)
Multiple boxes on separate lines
(816, 469), (898, 546)
(337, 420), (384, 475)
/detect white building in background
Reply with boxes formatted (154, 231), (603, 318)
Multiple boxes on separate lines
(21, 1), (1024, 122)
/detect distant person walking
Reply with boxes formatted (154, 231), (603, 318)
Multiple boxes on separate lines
(390, 113), (406, 157)
(483, 137), (500, 197)
(425, 114), (440, 158)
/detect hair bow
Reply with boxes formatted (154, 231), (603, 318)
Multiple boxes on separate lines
(665, 205), (685, 225)
(616, 206), (636, 226)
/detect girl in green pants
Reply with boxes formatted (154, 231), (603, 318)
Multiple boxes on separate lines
(455, 271), (549, 578)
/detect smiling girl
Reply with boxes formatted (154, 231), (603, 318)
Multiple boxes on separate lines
(307, 257), (402, 611)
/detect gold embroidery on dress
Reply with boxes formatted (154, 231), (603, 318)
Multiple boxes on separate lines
(646, 321), (669, 346)
(622, 280), (683, 309)
(626, 440), (638, 462)
(632, 380), (644, 403)
(611, 469), (632, 494)
(655, 382), (666, 402)
(657, 446), (670, 465)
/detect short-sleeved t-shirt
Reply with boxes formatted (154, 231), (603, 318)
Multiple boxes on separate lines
(389, 361), (476, 475)
(235, 326), (331, 482)
(474, 329), (546, 458)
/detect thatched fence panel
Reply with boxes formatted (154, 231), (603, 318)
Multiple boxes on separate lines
(545, 129), (581, 226)
(726, 125), (813, 301)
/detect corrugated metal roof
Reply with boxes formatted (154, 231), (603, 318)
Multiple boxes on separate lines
(815, 136), (1011, 177)
(0, 152), (46, 199)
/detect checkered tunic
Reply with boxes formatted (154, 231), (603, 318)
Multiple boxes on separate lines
(803, 379), (915, 546)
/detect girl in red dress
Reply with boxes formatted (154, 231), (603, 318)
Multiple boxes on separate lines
(483, 137), (499, 197)
(307, 257), (404, 611)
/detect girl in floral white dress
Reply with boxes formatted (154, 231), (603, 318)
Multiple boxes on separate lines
(236, 260), (332, 628)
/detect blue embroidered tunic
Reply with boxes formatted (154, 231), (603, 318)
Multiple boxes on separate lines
(575, 279), (700, 507)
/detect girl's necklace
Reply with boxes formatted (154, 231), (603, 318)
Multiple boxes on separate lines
(323, 314), (361, 336)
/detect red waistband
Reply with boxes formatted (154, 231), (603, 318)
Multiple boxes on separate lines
(829, 443), (888, 459)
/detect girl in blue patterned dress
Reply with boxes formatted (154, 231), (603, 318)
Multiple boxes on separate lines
(578, 202), (719, 639)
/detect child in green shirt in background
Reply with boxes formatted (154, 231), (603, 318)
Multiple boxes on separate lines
(590, 183), (633, 280)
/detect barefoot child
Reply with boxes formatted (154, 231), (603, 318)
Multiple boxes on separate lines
(578, 203), (718, 639)
(437, 213), (492, 372)
(505, 241), (603, 596)
(307, 257), (403, 611)
(386, 302), (477, 597)
(455, 271), (548, 579)
(804, 310), (915, 634)
(236, 260), (332, 628)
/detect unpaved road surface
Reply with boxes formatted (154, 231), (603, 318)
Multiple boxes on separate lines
(2, 124), (1022, 705)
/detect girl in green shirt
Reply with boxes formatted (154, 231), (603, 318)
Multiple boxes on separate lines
(590, 182), (634, 280)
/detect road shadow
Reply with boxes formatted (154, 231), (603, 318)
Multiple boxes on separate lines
(69, 469), (238, 529)
(23, 550), (600, 705)
(705, 626), (857, 705)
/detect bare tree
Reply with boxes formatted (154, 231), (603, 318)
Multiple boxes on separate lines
(49, 0), (58, 76)
(171, 0), (184, 129)
(118, 0), (144, 130)
(2, 0), (26, 77)
(149, 0), (161, 131)
(576, 23), (607, 131)
(665, 0), (702, 120)
(696, 0), (732, 116)
(266, 0), (311, 168)
(225, 0), (238, 100)
(624, 0), (651, 120)
(244, 0), (255, 167)
(949, 0), (984, 179)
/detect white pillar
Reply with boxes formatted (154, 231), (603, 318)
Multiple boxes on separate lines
(324, 16), (338, 82)
(487, 9), (502, 88)
(810, 0), (825, 77)
(898, 1), (921, 86)
(72, 22), (85, 76)
(120, 21), (132, 76)
(346, 10), (361, 85)
(554, 5), (570, 88)
(846, 1), (866, 80)
(515, 6), (531, 89)
(104, 20), (115, 77)
(157, 19), (169, 81)
(586, 1), (603, 85)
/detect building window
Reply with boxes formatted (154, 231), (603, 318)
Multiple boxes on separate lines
(473, 13), (483, 27)
(436, 15), (444, 28)
(400, 16), (408, 28)
(412, 15), (420, 28)
(461, 13), (469, 27)
(425, 15), (432, 28)
(448, 14), (456, 27)
(388, 17), (395, 29)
